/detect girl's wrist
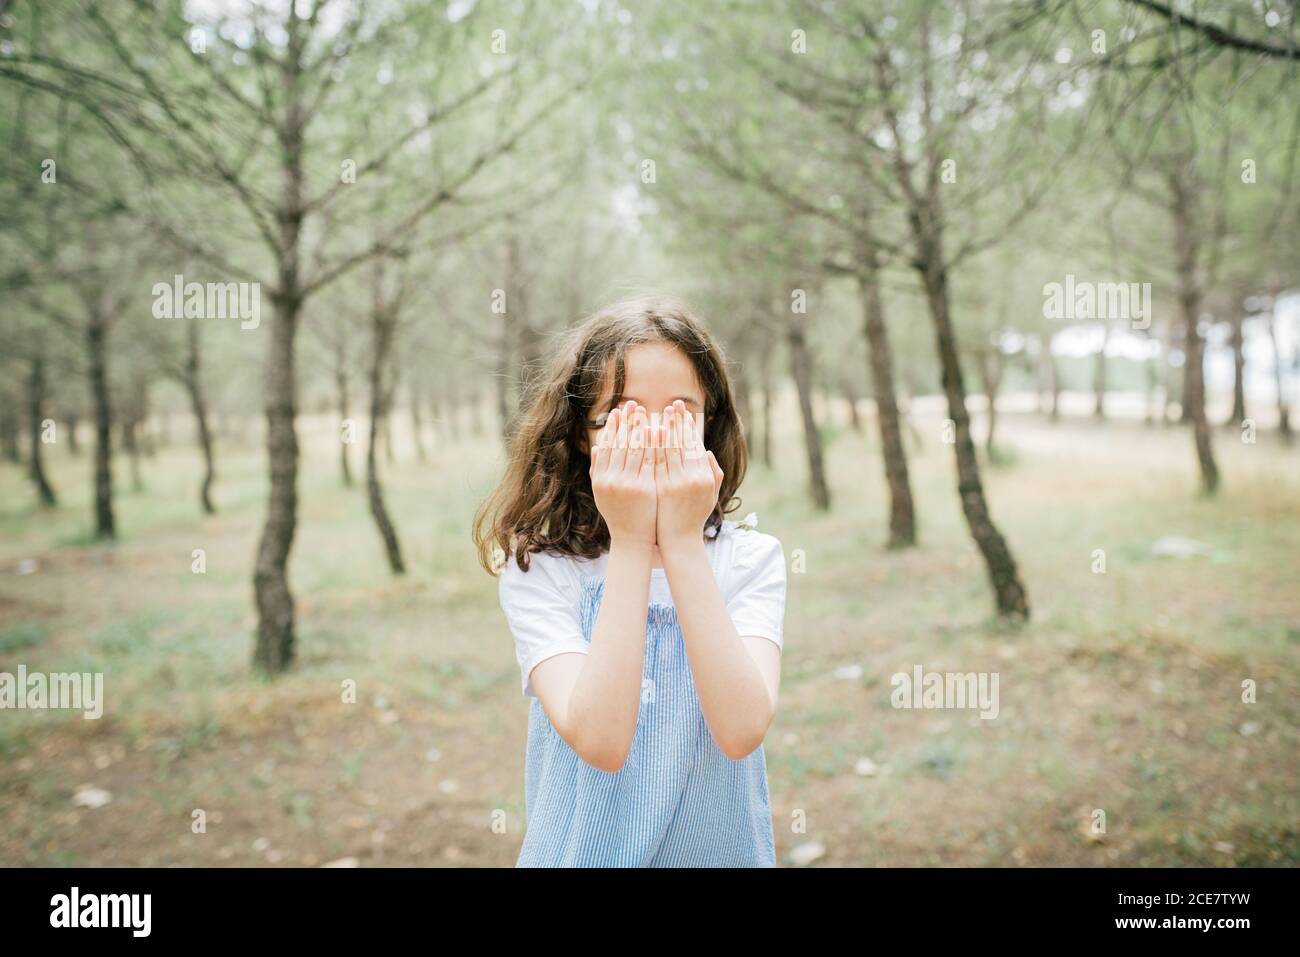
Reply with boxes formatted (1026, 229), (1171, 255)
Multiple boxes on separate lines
(657, 532), (708, 561)
(608, 534), (657, 557)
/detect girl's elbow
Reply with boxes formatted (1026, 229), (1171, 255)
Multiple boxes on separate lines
(722, 712), (775, 760)
(721, 739), (760, 761)
(569, 726), (631, 772)
(721, 740), (751, 761)
(721, 727), (767, 761)
(563, 696), (635, 772)
(581, 744), (630, 773)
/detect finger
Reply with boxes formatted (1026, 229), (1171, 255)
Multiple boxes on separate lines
(653, 424), (668, 480)
(660, 407), (677, 476)
(597, 405), (618, 445)
(668, 405), (685, 472)
(610, 401), (631, 471)
(593, 407), (616, 474)
(684, 408), (705, 460)
(641, 425), (657, 486)
(625, 405), (646, 473)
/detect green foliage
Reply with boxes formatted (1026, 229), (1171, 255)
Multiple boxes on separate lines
(0, 622), (47, 654)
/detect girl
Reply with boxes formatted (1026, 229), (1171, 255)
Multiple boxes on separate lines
(473, 295), (787, 867)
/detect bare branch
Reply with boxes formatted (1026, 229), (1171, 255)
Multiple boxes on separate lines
(1124, 0), (1300, 61)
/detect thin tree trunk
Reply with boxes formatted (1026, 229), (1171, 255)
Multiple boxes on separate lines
(1093, 323), (1109, 419)
(977, 346), (1004, 456)
(759, 344), (774, 467)
(858, 268), (915, 547)
(889, 9), (1026, 617)
(336, 349), (353, 487)
(1145, 341), (1161, 425)
(253, 285), (301, 673)
(1178, 360), (1192, 423)
(1267, 305), (1293, 442)
(188, 387), (216, 515)
(496, 327), (514, 448)
(1181, 311), (1218, 490)
(410, 383), (428, 462)
(1, 404), (19, 465)
(122, 414), (142, 493)
(1169, 170), (1219, 494)
(139, 389), (157, 458)
(1045, 346), (1061, 423)
(786, 317), (831, 510)
(185, 322), (216, 514)
(252, 103), (305, 674)
(503, 229), (543, 443)
(1228, 310), (1246, 426)
(381, 363), (399, 466)
(1162, 321), (1179, 426)
(66, 412), (80, 456)
(366, 297), (406, 575)
(843, 380), (861, 431)
(28, 354), (57, 507)
(87, 314), (115, 539)
(919, 253), (1029, 620)
(734, 355), (755, 449)
(1034, 338), (1049, 416)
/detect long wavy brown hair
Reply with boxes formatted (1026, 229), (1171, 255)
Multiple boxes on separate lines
(473, 295), (748, 574)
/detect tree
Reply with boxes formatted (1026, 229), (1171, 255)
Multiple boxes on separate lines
(1088, 0), (1300, 489)
(4, 0), (599, 671)
(639, 0), (917, 541)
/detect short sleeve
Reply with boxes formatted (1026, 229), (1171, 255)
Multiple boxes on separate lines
(499, 551), (591, 698)
(724, 528), (787, 649)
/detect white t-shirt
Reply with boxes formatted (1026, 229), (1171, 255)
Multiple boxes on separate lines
(499, 519), (787, 698)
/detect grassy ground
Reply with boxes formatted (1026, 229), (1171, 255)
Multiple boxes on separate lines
(1, 393), (1296, 866)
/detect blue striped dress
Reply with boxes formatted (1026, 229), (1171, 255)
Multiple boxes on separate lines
(516, 573), (778, 867)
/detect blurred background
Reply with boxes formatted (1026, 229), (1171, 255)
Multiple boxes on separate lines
(0, 0), (1296, 866)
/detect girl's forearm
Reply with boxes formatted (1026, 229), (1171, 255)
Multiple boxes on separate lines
(660, 536), (774, 758)
(567, 539), (654, 771)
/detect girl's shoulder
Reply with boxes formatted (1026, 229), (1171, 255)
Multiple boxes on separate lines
(499, 546), (603, 591)
(711, 515), (785, 580)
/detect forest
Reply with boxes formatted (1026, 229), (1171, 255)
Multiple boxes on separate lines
(0, 0), (1296, 867)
